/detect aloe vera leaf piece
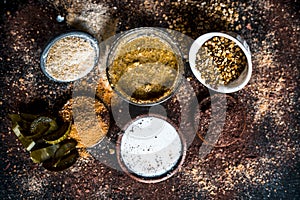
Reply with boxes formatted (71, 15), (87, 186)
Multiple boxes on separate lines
(42, 149), (79, 171)
(12, 124), (36, 151)
(28, 123), (50, 140)
(43, 122), (72, 145)
(9, 114), (34, 136)
(29, 117), (58, 140)
(20, 113), (39, 121)
(8, 114), (22, 127)
(9, 114), (22, 125)
(30, 144), (60, 163)
(54, 139), (77, 159)
(18, 120), (32, 135)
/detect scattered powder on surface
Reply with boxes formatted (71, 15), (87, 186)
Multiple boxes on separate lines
(48, 0), (117, 41)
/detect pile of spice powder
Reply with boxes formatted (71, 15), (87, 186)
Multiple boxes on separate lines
(45, 36), (97, 81)
(108, 36), (180, 104)
(59, 97), (110, 148)
(195, 36), (247, 89)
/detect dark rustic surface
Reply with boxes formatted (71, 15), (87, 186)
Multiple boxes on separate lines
(1, 0), (299, 199)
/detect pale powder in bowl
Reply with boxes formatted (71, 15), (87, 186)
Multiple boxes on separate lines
(41, 32), (99, 82)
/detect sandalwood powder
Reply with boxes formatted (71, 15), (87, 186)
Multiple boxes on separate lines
(42, 32), (98, 82)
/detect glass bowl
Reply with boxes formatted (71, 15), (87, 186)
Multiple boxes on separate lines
(40, 31), (99, 82)
(106, 27), (184, 106)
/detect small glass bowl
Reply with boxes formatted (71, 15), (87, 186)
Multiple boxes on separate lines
(189, 32), (252, 93)
(40, 31), (99, 82)
(116, 114), (187, 183)
(106, 27), (184, 106)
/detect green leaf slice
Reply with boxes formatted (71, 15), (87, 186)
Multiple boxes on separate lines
(43, 121), (72, 145)
(30, 144), (60, 163)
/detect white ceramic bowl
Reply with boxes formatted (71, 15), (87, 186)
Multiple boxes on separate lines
(189, 32), (252, 93)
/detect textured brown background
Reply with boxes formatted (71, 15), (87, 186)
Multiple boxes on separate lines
(1, 0), (299, 199)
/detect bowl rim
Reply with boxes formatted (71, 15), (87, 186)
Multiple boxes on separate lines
(106, 27), (185, 106)
(189, 32), (252, 93)
(40, 31), (99, 82)
(116, 113), (187, 183)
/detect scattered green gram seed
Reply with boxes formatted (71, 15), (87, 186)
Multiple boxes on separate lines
(195, 36), (247, 89)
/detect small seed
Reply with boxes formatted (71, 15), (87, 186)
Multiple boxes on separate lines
(195, 36), (247, 89)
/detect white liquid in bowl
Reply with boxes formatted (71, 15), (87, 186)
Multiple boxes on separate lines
(120, 117), (182, 178)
